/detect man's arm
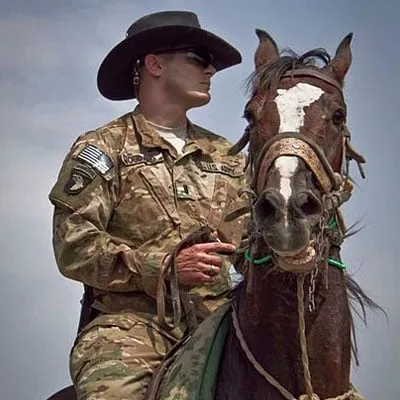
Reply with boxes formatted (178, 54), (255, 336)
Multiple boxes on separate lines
(52, 206), (169, 296)
(49, 133), (169, 298)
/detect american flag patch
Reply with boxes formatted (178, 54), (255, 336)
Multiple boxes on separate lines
(77, 145), (113, 174)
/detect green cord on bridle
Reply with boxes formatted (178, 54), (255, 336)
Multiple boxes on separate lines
(244, 249), (272, 265)
(242, 217), (347, 271)
(243, 248), (346, 270)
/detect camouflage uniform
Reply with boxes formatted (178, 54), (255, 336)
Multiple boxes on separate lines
(49, 107), (247, 399)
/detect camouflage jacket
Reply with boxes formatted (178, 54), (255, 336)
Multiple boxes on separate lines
(49, 107), (247, 331)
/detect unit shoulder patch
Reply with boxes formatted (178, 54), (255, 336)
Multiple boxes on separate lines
(64, 165), (97, 195)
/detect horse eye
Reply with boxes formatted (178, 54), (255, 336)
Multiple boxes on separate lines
(332, 109), (346, 125)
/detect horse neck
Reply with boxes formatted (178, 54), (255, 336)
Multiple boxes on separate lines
(236, 247), (352, 398)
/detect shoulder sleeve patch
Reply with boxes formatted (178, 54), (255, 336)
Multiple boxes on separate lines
(76, 145), (113, 174)
(64, 165), (97, 195)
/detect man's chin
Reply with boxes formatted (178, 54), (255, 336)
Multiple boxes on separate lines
(187, 92), (211, 108)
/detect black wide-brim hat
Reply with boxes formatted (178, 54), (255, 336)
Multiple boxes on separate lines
(97, 11), (242, 100)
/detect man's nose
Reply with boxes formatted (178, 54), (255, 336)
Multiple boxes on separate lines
(205, 64), (217, 76)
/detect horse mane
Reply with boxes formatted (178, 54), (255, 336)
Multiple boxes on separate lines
(247, 47), (332, 94)
(345, 274), (383, 365)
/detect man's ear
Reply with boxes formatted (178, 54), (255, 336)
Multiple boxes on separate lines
(143, 54), (163, 78)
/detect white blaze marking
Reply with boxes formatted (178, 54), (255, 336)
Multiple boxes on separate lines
(274, 82), (324, 133)
(275, 156), (298, 201)
(273, 83), (324, 211)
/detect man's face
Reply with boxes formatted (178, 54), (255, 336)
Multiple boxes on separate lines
(158, 48), (217, 110)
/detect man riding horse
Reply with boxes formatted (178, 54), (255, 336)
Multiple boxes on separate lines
(49, 10), (248, 399)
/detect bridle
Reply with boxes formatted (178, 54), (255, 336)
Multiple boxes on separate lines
(243, 67), (366, 257)
(253, 133), (343, 196)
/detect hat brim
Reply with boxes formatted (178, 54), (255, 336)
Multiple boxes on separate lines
(97, 25), (241, 101)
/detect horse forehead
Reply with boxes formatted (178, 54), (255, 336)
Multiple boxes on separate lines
(275, 82), (325, 106)
(274, 83), (325, 133)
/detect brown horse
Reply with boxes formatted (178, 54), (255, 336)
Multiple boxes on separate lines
(213, 30), (377, 399)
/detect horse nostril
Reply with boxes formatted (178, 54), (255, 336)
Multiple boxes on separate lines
(254, 190), (284, 224)
(294, 191), (322, 217)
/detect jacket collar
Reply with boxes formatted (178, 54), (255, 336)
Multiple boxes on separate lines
(131, 106), (216, 157)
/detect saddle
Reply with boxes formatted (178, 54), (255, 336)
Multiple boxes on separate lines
(147, 303), (231, 400)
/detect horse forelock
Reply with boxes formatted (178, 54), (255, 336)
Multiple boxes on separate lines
(247, 48), (332, 95)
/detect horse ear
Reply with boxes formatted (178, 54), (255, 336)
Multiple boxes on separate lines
(325, 33), (353, 85)
(254, 29), (279, 71)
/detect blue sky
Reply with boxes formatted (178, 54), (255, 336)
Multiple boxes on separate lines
(0, 1), (398, 399)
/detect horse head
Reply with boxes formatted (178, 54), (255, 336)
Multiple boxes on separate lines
(240, 29), (365, 275)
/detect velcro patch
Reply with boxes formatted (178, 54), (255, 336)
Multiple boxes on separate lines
(199, 161), (243, 177)
(121, 150), (164, 166)
(64, 165), (97, 195)
(77, 145), (113, 174)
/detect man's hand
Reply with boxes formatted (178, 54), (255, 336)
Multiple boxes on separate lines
(174, 241), (236, 286)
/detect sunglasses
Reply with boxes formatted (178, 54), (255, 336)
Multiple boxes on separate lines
(185, 49), (214, 68)
(156, 48), (214, 68)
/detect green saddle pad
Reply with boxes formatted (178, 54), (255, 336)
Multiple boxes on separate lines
(158, 303), (231, 400)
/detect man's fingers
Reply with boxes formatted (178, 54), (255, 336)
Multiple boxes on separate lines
(177, 270), (217, 285)
(178, 262), (221, 275)
(192, 241), (236, 254)
(175, 251), (222, 269)
(196, 262), (221, 275)
(194, 253), (223, 266)
(174, 239), (234, 286)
